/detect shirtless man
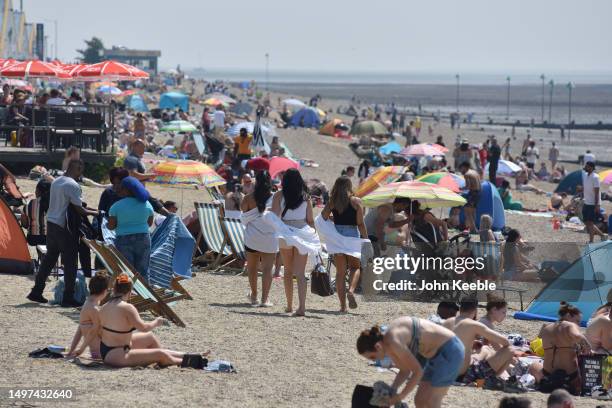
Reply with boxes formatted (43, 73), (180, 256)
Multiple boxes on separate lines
(443, 300), (514, 386)
(586, 304), (611, 354)
(459, 162), (481, 233)
(537, 302), (592, 395)
(363, 197), (412, 256)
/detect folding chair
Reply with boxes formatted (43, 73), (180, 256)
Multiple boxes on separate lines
(82, 238), (187, 327)
(218, 217), (247, 274)
(193, 202), (234, 271)
(469, 241), (502, 280)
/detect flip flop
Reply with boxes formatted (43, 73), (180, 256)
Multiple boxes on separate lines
(347, 292), (358, 309)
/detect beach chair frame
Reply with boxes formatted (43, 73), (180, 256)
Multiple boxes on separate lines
(193, 202), (237, 272)
(218, 217), (247, 275)
(83, 238), (186, 327)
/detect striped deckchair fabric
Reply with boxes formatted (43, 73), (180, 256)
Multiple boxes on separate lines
(469, 241), (502, 279)
(220, 217), (247, 262)
(194, 202), (238, 271)
(149, 214), (194, 299)
(83, 238), (186, 327)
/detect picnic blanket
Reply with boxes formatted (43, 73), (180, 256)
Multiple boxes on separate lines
(149, 214), (195, 288)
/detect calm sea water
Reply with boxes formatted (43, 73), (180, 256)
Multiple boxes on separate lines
(189, 69), (612, 124)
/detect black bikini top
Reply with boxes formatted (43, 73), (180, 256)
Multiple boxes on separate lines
(103, 326), (136, 334)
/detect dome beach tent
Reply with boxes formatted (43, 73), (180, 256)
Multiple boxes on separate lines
(0, 196), (32, 275)
(126, 94), (149, 112)
(458, 181), (505, 230)
(554, 170), (582, 195)
(514, 241), (612, 327)
(290, 107), (320, 128)
(159, 92), (189, 112)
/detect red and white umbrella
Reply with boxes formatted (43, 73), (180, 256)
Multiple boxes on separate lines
(61, 63), (88, 77)
(0, 60), (71, 79)
(72, 60), (149, 81)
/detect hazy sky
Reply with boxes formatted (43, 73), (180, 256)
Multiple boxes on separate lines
(26, 0), (612, 73)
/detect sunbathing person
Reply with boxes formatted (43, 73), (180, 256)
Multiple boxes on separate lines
(479, 295), (508, 330)
(502, 229), (539, 282)
(589, 289), (612, 322)
(67, 271), (110, 359)
(586, 301), (611, 353)
(73, 274), (209, 368)
(443, 300), (514, 386)
(537, 302), (592, 395)
(357, 316), (464, 408)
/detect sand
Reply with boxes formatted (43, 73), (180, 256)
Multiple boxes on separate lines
(1, 88), (610, 408)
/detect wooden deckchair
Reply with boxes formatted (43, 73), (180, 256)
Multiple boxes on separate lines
(218, 217), (247, 274)
(83, 238), (186, 327)
(193, 202), (236, 271)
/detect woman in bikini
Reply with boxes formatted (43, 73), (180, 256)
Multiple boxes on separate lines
(73, 274), (209, 368)
(67, 272), (110, 359)
(357, 316), (464, 408)
(537, 302), (592, 395)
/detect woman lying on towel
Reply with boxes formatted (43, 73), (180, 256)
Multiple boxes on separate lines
(72, 274), (209, 368)
(357, 316), (465, 408)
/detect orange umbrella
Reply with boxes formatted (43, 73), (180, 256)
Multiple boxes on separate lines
(355, 166), (407, 198)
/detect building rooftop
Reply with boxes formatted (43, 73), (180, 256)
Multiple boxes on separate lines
(103, 47), (161, 58)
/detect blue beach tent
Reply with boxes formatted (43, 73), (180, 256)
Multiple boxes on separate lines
(290, 107), (321, 128)
(379, 141), (402, 155)
(459, 181), (505, 230)
(127, 94), (148, 112)
(159, 92), (189, 112)
(554, 170), (582, 195)
(514, 241), (612, 326)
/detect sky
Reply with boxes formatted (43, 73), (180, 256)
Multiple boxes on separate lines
(25, 0), (612, 74)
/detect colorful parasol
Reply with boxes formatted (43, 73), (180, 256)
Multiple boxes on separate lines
(73, 60), (149, 81)
(416, 172), (465, 192)
(160, 120), (197, 132)
(203, 97), (228, 107)
(400, 143), (446, 157)
(355, 166), (407, 198)
(598, 169), (612, 183)
(484, 159), (521, 176)
(150, 160), (225, 187)
(0, 60), (71, 79)
(362, 181), (466, 209)
(269, 157), (300, 179)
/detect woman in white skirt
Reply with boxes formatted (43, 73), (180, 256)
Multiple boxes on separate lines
(241, 172), (277, 307)
(271, 169), (316, 316)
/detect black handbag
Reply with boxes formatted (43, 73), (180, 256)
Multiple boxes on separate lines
(310, 255), (335, 297)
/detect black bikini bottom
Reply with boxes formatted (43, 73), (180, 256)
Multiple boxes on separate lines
(100, 341), (130, 361)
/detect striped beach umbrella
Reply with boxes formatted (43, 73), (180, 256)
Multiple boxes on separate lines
(0, 60), (71, 79)
(355, 166), (407, 198)
(416, 172), (465, 192)
(151, 160), (226, 187)
(362, 181), (466, 209)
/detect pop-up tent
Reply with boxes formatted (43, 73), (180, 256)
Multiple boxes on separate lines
(320, 118), (349, 136)
(459, 181), (505, 230)
(127, 94), (149, 112)
(0, 196), (32, 274)
(159, 92), (189, 111)
(290, 107), (320, 128)
(555, 170), (582, 195)
(515, 241), (612, 326)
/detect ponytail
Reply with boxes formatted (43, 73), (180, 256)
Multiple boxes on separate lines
(356, 326), (384, 354)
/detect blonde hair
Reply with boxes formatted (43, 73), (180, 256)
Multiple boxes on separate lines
(479, 214), (493, 232)
(330, 176), (353, 214)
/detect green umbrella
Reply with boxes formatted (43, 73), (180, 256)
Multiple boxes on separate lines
(350, 120), (388, 136)
(160, 120), (197, 132)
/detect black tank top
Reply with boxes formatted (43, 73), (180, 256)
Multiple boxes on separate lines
(332, 204), (357, 226)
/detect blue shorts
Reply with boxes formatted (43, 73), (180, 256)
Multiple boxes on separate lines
(421, 336), (465, 387)
(335, 224), (359, 238)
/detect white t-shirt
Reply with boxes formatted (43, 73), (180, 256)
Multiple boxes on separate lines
(583, 152), (595, 164)
(213, 110), (225, 128)
(46, 176), (82, 227)
(525, 146), (539, 164)
(582, 171), (601, 205)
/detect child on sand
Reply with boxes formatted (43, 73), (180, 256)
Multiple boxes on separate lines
(67, 271), (110, 359)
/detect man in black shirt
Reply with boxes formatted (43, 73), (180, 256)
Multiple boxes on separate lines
(488, 137), (502, 183)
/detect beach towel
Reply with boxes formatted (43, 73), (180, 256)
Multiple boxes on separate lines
(204, 360), (237, 373)
(262, 211), (321, 256)
(241, 207), (278, 253)
(314, 215), (370, 258)
(149, 214), (194, 288)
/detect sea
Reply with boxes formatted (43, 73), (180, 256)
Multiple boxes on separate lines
(188, 69), (612, 125)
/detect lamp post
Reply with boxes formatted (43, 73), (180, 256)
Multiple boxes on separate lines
(567, 82), (574, 142)
(506, 76), (511, 119)
(455, 74), (460, 112)
(265, 53), (269, 92)
(548, 79), (554, 124)
(540, 74), (546, 122)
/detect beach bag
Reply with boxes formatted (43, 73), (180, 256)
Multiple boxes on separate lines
(310, 255), (334, 297)
(52, 271), (89, 305)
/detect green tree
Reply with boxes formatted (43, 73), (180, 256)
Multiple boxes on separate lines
(77, 37), (105, 63)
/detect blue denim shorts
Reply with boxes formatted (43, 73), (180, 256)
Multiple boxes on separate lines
(335, 224), (359, 238)
(421, 336), (465, 387)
